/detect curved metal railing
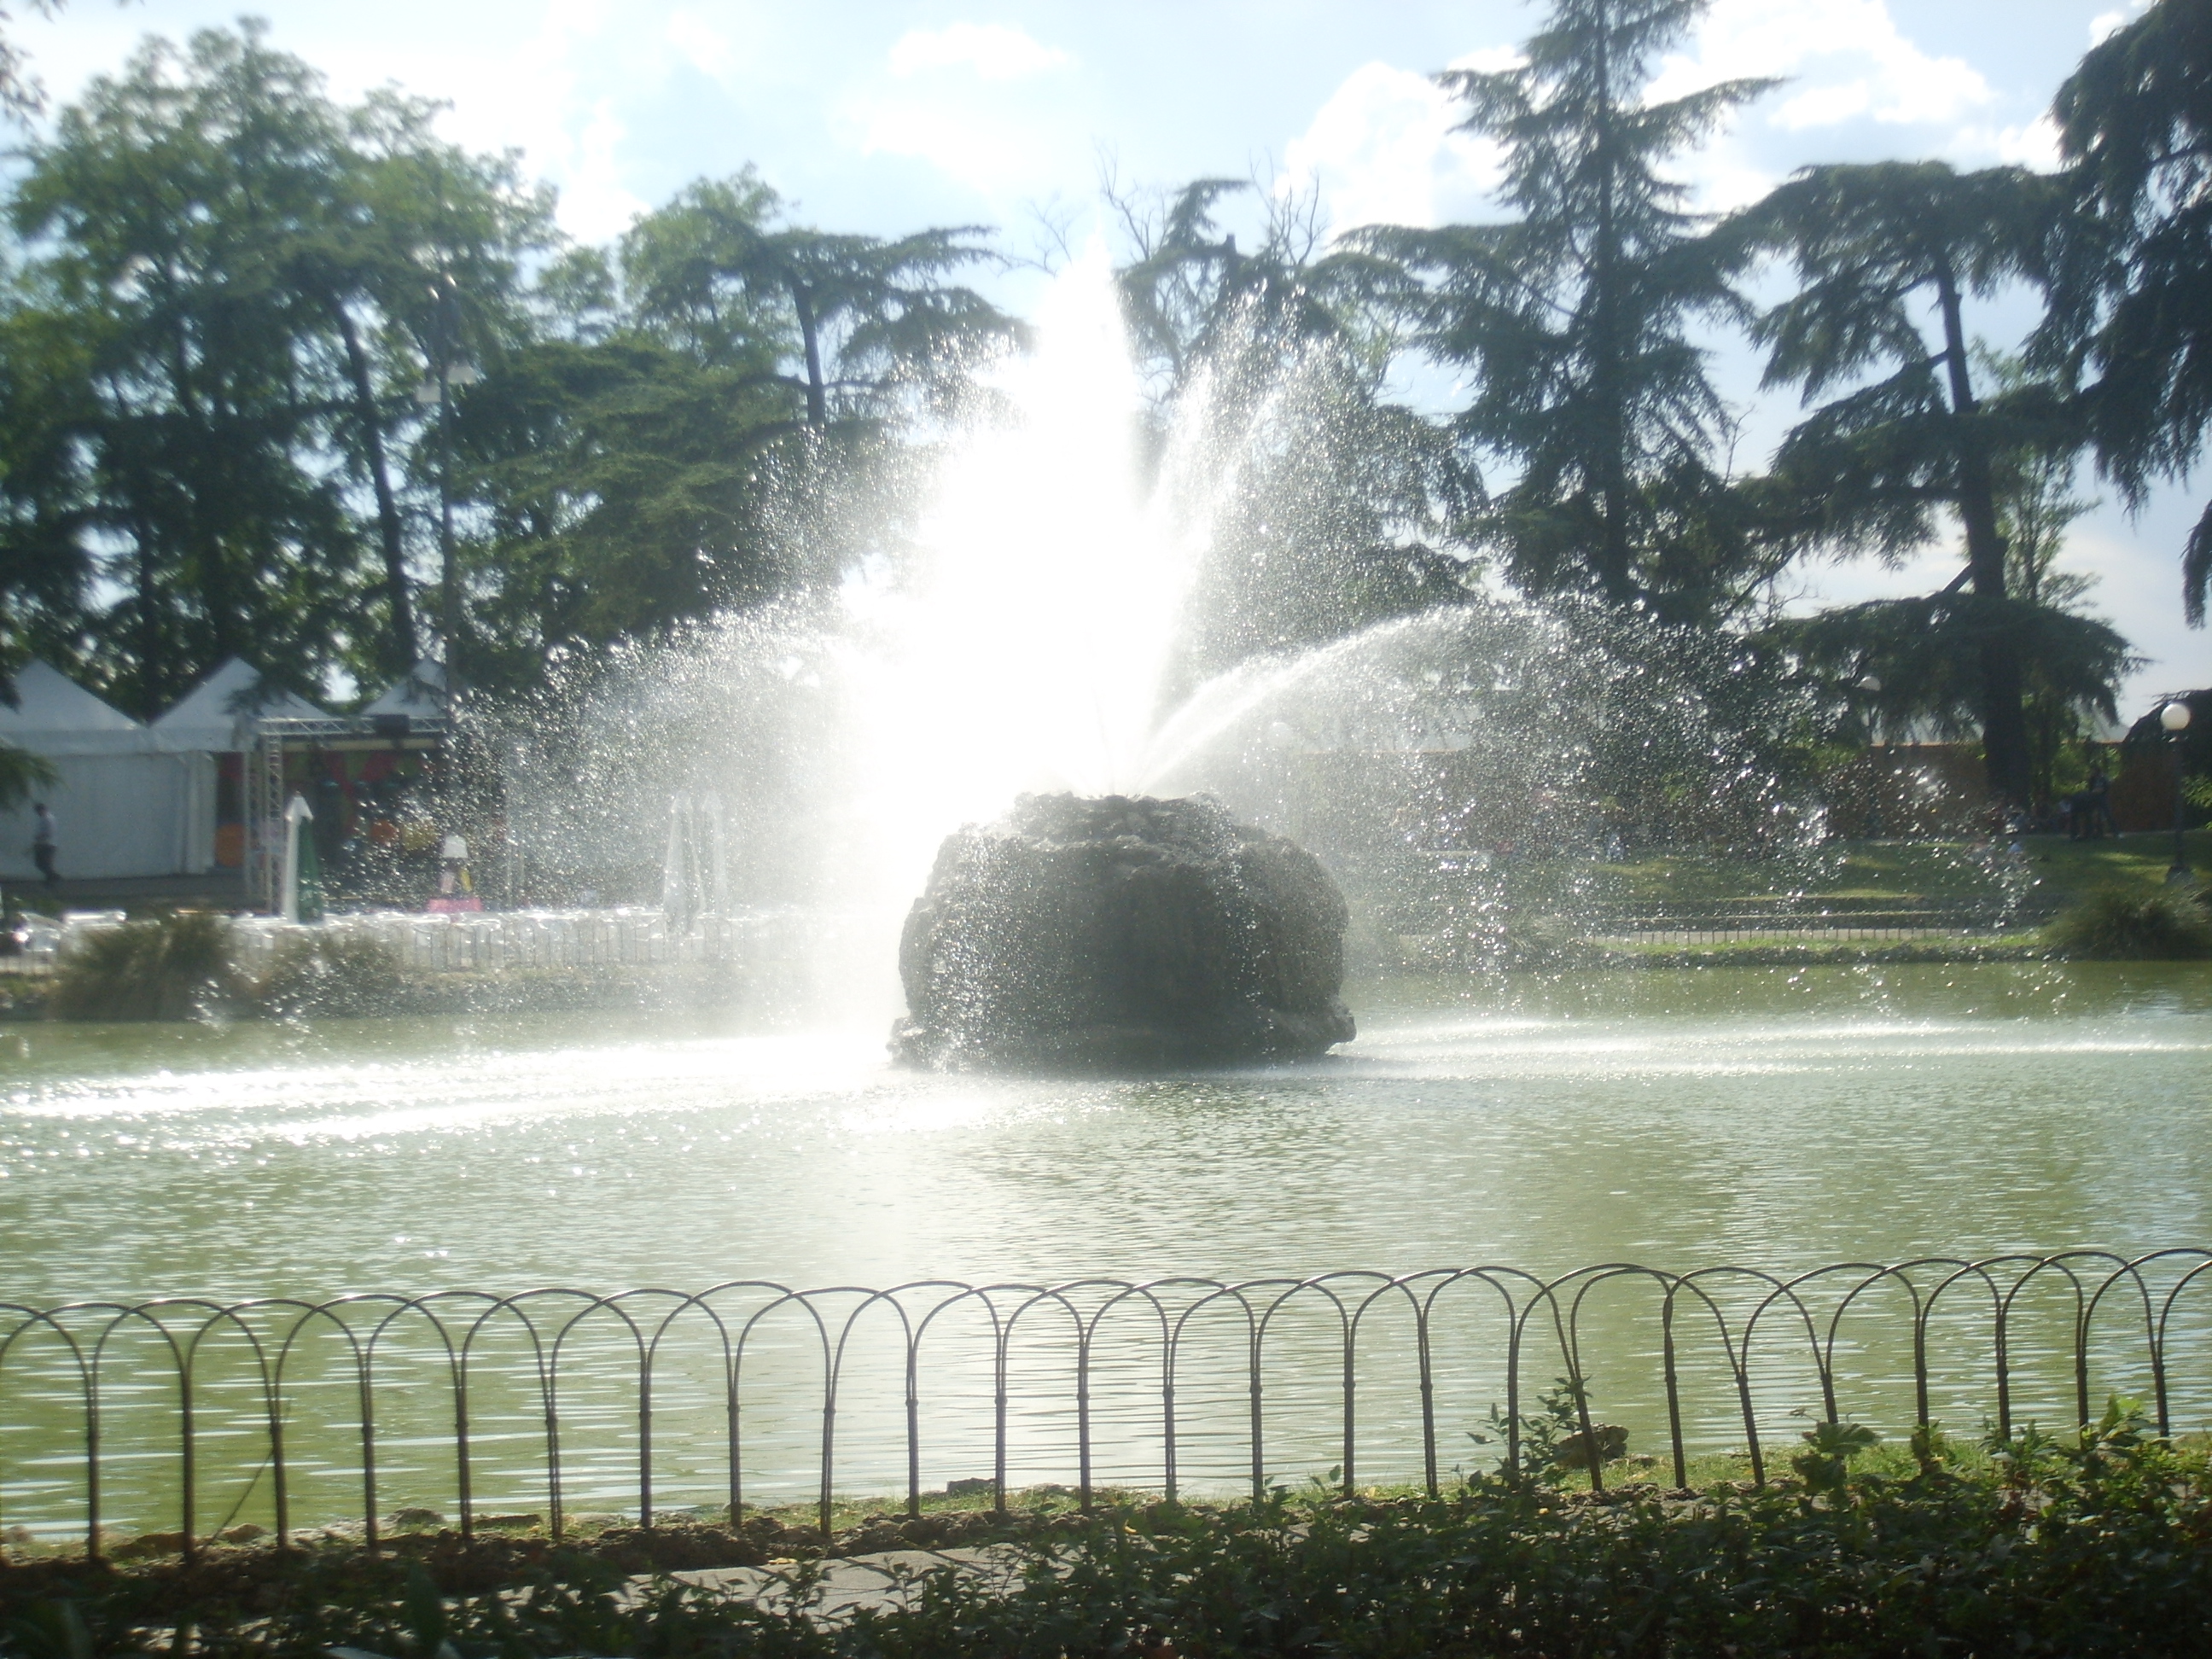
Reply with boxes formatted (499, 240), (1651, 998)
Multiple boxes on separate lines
(2, 1250), (2207, 1562)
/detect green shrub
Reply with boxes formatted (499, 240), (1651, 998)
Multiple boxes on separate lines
(254, 931), (405, 1018)
(11, 1408), (2210, 1657)
(2045, 884), (2212, 959)
(45, 911), (240, 1021)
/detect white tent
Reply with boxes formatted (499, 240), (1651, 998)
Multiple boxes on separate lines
(0, 661), (209, 882)
(143, 658), (330, 876)
(151, 655), (327, 754)
(363, 658), (446, 719)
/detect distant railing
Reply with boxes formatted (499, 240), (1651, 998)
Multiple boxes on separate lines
(2, 1252), (2206, 1563)
(1588, 904), (2062, 948)
(1588, 924), (2035, 947)
(0, 906), (798, 980)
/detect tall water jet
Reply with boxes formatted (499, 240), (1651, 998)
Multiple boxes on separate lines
(832, 250), (1203, 940)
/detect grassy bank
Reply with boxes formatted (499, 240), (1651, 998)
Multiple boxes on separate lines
(4, 1412), (2208, 1656)
(1605, 828), (2211, 911)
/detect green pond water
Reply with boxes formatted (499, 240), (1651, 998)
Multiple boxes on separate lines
(1, 960), (2208, 1534)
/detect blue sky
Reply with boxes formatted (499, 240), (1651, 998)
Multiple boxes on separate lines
(15, 0), (2210, 713)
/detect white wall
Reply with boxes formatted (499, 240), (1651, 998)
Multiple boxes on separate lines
(0, 752), (214, 880)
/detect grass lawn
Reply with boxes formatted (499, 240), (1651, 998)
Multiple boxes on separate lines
(1603, 829), (2211, 911)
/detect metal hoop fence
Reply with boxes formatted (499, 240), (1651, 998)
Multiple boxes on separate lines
(3, 1249), (2209, 1563)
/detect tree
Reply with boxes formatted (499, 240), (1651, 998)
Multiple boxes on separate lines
(6, 24), (368, 710)
(0, 3), (133, 125)
(285, 95), (553, 679)
(0, 280), (96, 671)
(1104, 178), (1475, 676)
(1111, 175), (1351, 399)
(457, 174), (1012, 690)
(1982, 349), (2130, 808)
(1355, 0), (1777, 622)
(454, 334), (809, 688)
(1737, 160), (2063, 806)
(0, 22), (549, 708)
(621, 173), (1012, 429)
(2047, 0), (2212, 624)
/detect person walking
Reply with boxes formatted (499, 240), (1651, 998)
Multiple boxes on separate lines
(30, 802), (57, 890)
(2086, 765), (2116, 839)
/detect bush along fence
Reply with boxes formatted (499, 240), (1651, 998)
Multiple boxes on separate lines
(1, 1252), (2207, 1563)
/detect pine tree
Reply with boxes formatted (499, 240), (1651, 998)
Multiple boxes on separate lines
(1738, 160), (2063, 806)
(1356, 0), (1776, 620)
(2046, 0), (2212, 624)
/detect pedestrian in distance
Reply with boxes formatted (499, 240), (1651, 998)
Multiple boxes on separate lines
(30, 802), (58, 890)
(2086, 765), (2116, 839)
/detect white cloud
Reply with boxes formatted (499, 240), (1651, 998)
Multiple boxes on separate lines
(1279, 59), (1505, 236)
(1650, 0), (1993, 131)
(559, 100), (652, 242)
(888, 22), (1070, 81)
(2090, 2), (2151, 45)
(1628, 0), (2051, 210)
(1280, 0), (2021, 242)
(848, 97), (1029, 183)
(1447, 44), (1523, 77)
(841, 23), (1080, 196)
(1977, 114), (2064, 170)
(666, 9), (736, 79)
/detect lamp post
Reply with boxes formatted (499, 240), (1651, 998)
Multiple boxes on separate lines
(1851, 673), (1886, 837)
(2163, 699), (2193, 882)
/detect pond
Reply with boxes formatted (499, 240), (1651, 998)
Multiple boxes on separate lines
(5, 960), (2208, 1301)
(2, 959), (2208, 1534)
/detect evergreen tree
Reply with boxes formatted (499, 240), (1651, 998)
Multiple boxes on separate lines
(622, 174), (1011, 429)
(1737, 160), (2063, 806)
(1112, 178), (1473, 675)
(457, 174), (1013, 690)
(2047, 0), (2212, 624)
(1355, 0), (1777, 622)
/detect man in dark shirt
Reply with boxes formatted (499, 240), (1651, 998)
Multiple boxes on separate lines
(31, 802), (57, 889)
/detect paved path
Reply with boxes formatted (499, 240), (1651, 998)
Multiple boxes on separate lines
(635, 1545), (1024, 1622)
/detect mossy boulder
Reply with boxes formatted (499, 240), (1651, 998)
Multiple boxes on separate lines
(892, 793), (1355, 1069)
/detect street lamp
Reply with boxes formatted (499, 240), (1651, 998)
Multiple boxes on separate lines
(2162, 699), (2193, 882)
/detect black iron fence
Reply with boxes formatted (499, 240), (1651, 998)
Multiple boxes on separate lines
(3, 1251), (2207, 1563)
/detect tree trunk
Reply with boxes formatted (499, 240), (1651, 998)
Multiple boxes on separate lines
(177, 349), (242, 666)
(1935, 263), (2032, 808)
(333, 298), (416, 675)
(1589, 1), (1636, 603)
(792, 282), (828, 427)
(134, 511), (162, 720)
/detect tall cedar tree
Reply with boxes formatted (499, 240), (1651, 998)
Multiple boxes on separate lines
(1355, 0), (1776, 623)
(2048, 0), (2212, 625)
(1738, 160), (2062, 807)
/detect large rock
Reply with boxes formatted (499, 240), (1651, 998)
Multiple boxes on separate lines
(891, 793), (1356, 1070)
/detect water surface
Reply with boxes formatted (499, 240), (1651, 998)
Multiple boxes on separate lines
(4, 960), (2206, 1304)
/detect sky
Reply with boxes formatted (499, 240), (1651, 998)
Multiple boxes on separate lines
(12, 0), (2210, 716)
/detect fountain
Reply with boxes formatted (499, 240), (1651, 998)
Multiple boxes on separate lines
(508, 243), (1831, 1028)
